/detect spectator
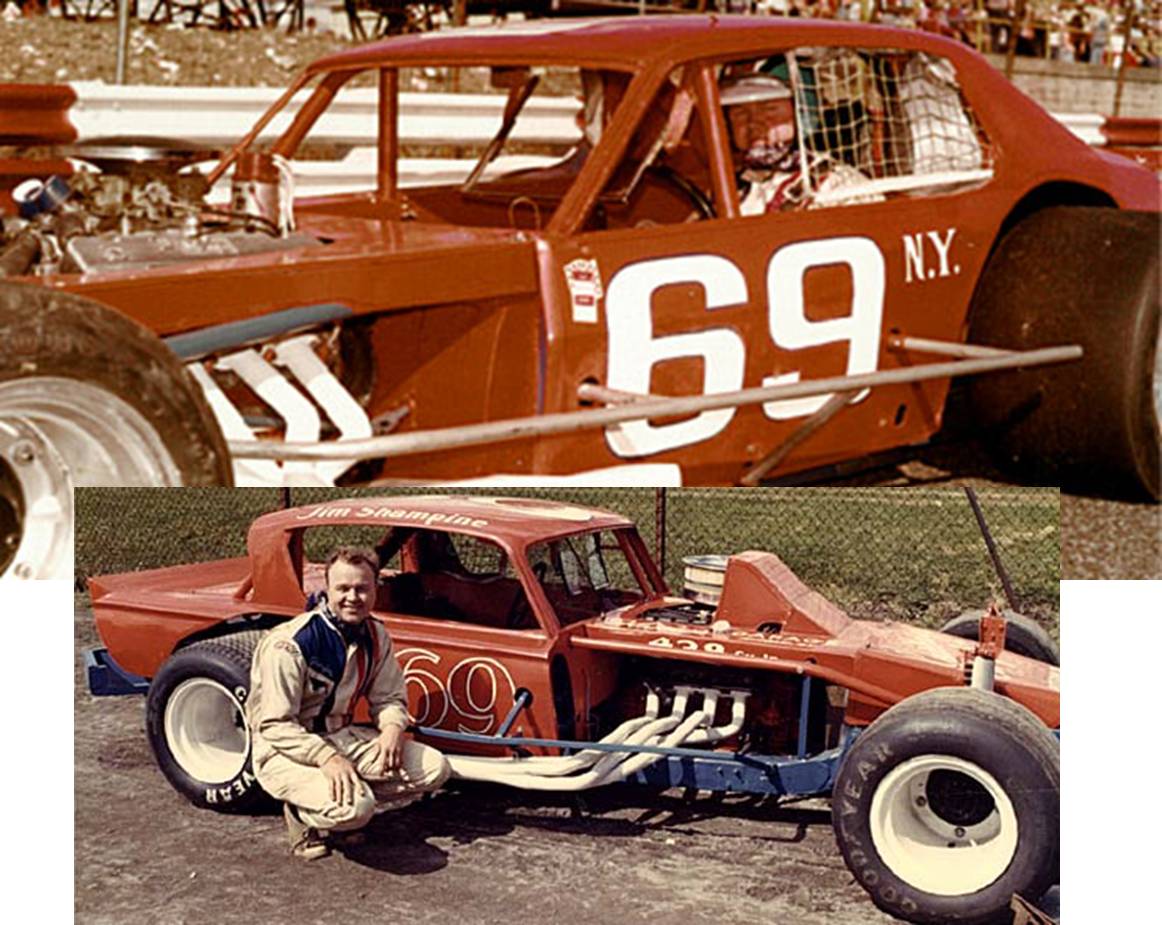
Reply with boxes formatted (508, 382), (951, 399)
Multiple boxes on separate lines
(1089, 1), (1112, 64)
(1071, 10), (1094, 60)
(1015, 4), (1042, 56)
(987, 0), (1014, 53)
(946, 1), (973, 43)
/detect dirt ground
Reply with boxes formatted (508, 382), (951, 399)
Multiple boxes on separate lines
(74, 596), (1062, 925)
(72, 596), (891, 925)
(0, 18), (349, 87)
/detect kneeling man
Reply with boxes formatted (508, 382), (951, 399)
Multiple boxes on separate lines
(248, 546), (450, 859)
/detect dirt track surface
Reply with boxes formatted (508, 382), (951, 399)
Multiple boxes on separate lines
(75, 598), (897, 925)
(1059, 495), (1161, 579)
(0, 19), (348, 87)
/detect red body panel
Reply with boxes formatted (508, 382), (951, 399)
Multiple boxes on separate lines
(31, 18), (1156, 483)
(90, 496), (1060, 746)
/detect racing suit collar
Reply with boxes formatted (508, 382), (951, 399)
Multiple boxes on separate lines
(315, 595), (371, 646)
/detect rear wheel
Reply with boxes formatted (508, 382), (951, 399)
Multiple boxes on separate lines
(832, 687), (1059, 925)
(967, 207), (1159, 500)
(145, 631), (269, 813)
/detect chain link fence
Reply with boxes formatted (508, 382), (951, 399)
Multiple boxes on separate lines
(75, 485), (1058, 633)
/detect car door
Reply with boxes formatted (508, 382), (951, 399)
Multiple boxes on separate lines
(537, 49), (1009, 484)
(373, 530), (559, 748)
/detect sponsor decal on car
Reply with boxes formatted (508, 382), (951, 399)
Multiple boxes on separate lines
(564, 257), (604, 323)
(295, 505), (490, 527)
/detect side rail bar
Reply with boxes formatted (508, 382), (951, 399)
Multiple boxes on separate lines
(227, 338), (1082, 463)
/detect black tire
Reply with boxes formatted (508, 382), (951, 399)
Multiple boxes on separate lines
(831, 688), (1059, 925)
(940, 610), (1059, 666)
(0, 283), (233, 487)
(966, 206), (1159, 500)
(145, 631), (269, 814)
(0, 454), (20, 577)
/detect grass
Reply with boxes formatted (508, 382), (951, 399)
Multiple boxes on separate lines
(75, 486), (1058, 636)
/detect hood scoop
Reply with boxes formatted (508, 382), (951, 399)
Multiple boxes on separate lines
(716, 551), (851, 638)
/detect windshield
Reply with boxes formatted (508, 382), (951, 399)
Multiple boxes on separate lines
(526, 528), (649, 626)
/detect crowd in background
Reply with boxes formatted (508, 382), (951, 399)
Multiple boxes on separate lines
(749, 0), (1161, 66)
(4, 0), (1161, 68)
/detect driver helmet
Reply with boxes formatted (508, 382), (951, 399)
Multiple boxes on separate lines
(720, 74), (797, 169)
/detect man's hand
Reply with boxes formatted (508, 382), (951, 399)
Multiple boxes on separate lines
(321, 754), (362, 806)
(374, 725), (405, 775)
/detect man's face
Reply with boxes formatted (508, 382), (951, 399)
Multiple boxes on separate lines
(728, 97), (796, 153)
(326, 559), (375, 625)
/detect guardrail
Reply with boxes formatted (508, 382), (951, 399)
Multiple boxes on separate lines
(1, 82), (579, 203)
(60, 82), (1123, 150)
(0, 83), (1154, 204)
(250, 149), (556, 198)
(66, 81), (580, 148)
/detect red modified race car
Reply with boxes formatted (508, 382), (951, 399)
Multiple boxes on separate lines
(1, 17), (1158, 501)
(85, 495), (1060, 925)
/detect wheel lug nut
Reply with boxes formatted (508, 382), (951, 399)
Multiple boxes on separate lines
(954, 827), (965, 837)
(915, 796), (927, 807)
(11, 441), (35, 465)
(12, 562), (33, 579)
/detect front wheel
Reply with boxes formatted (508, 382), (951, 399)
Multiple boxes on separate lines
(831, 687), (1059, 925)
(0, 284), (233, 578)
(0, 284), (233, 489)
(145, 631), (269, 813)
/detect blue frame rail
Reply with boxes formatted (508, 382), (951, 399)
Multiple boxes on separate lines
(414, 722), (860, 799)
(85, 647), (149, 696)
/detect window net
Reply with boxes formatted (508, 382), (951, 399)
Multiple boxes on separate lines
(785, 47), (994, 203)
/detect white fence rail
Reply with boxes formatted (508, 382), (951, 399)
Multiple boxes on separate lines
(62, 82), (1115, 197)
(68, 81), (577, 196)
(222, 149), (557, 198)
(68, 81), (580, 147)
(1051, 112), (1107, 145)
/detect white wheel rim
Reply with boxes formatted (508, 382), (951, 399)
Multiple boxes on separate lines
(163, 678), (250, 785)
(0, 418), (73, 580)
(0, 378), (182, 486)
(869, 754), (1018, 896)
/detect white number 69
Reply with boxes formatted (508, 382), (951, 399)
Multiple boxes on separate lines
(602, 237), (885, 457)
(763, 236), (884, 420)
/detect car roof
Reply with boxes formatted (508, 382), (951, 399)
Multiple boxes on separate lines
(252, 495), (634, 546)
(307, 14), (967, 75)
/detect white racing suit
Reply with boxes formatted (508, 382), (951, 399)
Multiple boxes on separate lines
(247, 606), (450, 831)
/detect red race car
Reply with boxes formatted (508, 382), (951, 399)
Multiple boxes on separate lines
(86, 494), (1060, 925)
(1, 16), (1158, 497)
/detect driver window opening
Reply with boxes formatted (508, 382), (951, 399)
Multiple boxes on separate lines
(717, 48), (993, 214)
(299, 526), (538, 631)
(387, 64), (632, 231)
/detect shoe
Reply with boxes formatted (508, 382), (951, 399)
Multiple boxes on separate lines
(284, 803), (331, 861)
